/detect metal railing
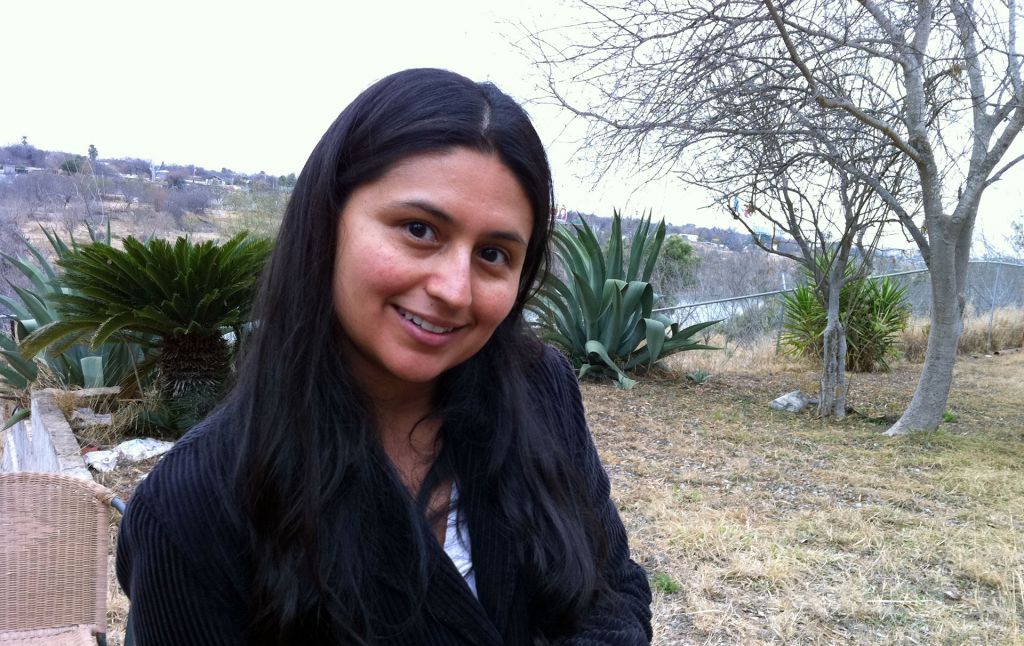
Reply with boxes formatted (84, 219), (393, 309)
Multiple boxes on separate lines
(654, 260), (1024, 352)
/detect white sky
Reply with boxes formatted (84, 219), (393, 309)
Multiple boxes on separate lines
(2, 0), (1020, 251)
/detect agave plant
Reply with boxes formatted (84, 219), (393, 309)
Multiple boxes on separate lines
(1, 225), (143, 429)
(20, 232), (272, 433)
(528, 211), (717, 388)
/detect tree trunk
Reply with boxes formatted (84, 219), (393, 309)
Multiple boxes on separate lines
(159, 333), (231, 432)
(885, 232), (968, 435)
(818, 273), (848, 418)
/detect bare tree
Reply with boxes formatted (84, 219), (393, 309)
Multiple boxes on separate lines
(704, 96), (911, 416)
(531, 0), (1024, 433)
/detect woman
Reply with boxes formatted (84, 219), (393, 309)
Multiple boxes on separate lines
(117, 68), (652, 645)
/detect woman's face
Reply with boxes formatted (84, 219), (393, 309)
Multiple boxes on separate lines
(332, 148), (534, 396)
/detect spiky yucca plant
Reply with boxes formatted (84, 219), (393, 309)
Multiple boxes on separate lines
(21, 232), (272, 433)
(781, 273), (910, 372)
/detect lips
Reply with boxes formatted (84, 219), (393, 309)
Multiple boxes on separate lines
(395, 306), (459, 334)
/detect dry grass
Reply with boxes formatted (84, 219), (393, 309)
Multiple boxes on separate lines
(903, 307), (1024, 361)
(97, 351), (1024, 644)
(589, 350), (1024, 644)
(667, 334), (792, 376)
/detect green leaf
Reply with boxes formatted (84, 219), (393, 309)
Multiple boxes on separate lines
(640, 218), (667, 282)
(608, 210), (623, 281)
(10, 284), (54, 325)
(1, 348), (39, 381)
(584, 339), (636, 389)
(642, 318), (667, 368)
(2, 407), (31, 431)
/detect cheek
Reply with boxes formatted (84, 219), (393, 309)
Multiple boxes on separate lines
(477, 282), (521, 326)
(334, 238), (404, 299)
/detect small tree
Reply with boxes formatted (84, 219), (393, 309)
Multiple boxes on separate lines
(87, 144), (98, 162)
(653, 234), (700, 301)
(58, 156), (86, 174)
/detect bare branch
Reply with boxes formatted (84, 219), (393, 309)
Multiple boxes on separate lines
(763, 0), (923, 163)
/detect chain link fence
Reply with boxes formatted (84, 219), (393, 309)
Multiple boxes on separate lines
(655, 261), (1024, 361)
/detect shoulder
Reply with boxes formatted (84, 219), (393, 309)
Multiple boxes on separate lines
(116, 408), (250, 640)
(525, 343), (579, 402)
(120, 406), (245, 581)
(133, 406), (240, 519)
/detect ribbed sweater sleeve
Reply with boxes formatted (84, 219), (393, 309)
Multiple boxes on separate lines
(116, 417), (249, 645)
(116, 492), (245, 645)
(539, 348), (653, 645)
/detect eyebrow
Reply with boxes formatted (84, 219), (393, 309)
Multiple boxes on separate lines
(395, 199), (528, 246)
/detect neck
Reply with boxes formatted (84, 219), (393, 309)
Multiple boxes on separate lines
(359, 375), (441, 492)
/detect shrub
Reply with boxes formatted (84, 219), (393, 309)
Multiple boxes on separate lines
(528, 211), (717, 388)
(20, 232), (272, 435)
(781, 273), (910, 372)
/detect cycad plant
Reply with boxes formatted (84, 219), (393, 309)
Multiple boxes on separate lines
(20, 232), (272, 433)
(528, 211), (717, 388)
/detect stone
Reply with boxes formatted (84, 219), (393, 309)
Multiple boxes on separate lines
(770, 390), (818, 413)
(72, 386), (121, 400)
(84, 449), (118, 472)
(116, 438), (174, 462)
(71, 408), (113, 428)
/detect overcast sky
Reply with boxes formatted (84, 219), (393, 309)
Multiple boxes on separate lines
(3, 0), (1020, 249)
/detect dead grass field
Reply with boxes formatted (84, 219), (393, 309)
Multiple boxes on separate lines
(599, 350), (1024, 645)
(97, 350), (1023, 645)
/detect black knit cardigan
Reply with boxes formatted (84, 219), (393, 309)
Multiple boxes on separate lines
(116, 347), (652, 644)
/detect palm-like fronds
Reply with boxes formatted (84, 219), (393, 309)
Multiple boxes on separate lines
(781, 272), (910, 372)
(21, 232), (272, 433)
(528, 210), (717, 388)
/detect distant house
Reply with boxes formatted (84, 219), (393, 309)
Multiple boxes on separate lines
(3, 165), (47, 174)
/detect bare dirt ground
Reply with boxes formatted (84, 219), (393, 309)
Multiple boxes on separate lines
(98, 351), (1023, 644)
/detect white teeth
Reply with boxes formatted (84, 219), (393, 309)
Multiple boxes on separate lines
(400, 309), (453, 333)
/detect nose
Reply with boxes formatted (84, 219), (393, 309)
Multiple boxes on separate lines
(424, 248), (472, 310)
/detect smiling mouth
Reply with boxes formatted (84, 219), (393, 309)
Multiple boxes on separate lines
(397, 307), (457, 334)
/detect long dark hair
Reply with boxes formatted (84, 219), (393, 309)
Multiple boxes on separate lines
(229, 68), (602, 643)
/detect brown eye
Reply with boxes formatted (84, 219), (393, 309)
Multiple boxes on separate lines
(405, 221), (435, 241)
(479, 247), (510, 265)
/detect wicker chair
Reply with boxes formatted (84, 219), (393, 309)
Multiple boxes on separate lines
(0, 472), (118, 646)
